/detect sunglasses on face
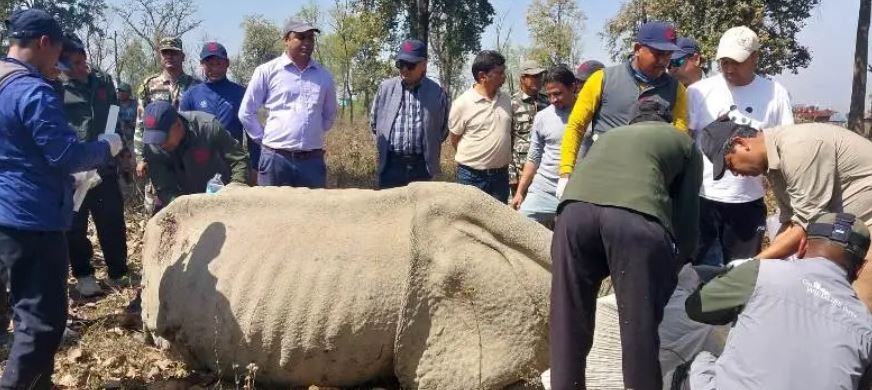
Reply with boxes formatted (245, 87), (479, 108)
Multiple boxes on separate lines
(395, 60), (417, 70)
(669, 56), (688, 68)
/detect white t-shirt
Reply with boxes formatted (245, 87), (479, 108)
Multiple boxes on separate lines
(688, 74), (794, 203)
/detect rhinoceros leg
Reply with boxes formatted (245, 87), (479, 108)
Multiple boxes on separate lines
(394, 187), (551, 389)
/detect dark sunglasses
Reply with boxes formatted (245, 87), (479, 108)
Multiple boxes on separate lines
(395, 60), (417, 70)
(669, 56), (688, 68)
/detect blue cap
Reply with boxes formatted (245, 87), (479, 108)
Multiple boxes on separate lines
(62, 32), (85, 54)
(142, 101), (179, 145)
(637, 22), (680, 52)
(200, 41), (228, 61)
(4, 8), (63, 41)
(671, 37), (700, 59)
(395, 39), (427, 63)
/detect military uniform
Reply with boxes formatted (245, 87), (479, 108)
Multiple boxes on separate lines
(133, 37), (200, 214)
(60, 69), (129, 281)
(144, 111), (249, 205)
(510, 91), (548, 185)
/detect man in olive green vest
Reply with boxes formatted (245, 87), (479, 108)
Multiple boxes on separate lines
(550, 97), (702, 390)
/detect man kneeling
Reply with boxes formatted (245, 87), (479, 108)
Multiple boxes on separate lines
(685, 212), (872, 389)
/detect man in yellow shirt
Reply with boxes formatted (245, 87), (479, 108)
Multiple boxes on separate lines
(557, 22), (688, 195)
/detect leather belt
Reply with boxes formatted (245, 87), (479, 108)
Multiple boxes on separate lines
(265, 146), (324, 160)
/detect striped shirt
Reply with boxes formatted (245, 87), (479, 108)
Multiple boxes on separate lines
(389, 85), (424, 155)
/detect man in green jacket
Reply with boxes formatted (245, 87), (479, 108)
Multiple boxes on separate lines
(59, 33), (129, 296)
(141, 101), (248, 210)
(550, 96), (702, 390)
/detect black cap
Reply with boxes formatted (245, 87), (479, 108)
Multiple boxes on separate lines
(395, 39), (427, 63)
(142, 101), (179, 145)
(698, 117), (759, 181)
(630, 95), (673, 123)
(62, 32), (85, 54)
(200, 41), (228, 61)
(5, 8), (63, 41)
(807, 213), (871, 261)
(575, 60), (605, 82)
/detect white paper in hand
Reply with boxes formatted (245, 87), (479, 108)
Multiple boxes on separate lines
(104, 105), (119, 135)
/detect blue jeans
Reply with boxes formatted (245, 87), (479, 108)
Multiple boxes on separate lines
(520, 187), (559, 228)
(0, 227), (68, 390)
(456, 164), (509, 204)
(257, 147), (327, 188)
(378, 152), (431, 189)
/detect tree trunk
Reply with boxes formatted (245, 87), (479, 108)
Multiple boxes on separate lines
(415, 0), (430, 46)
(849, 0), (871, 135)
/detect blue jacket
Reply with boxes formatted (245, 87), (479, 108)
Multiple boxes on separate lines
(180, 78), (260, 165)
(370, 76), (449, 176)
(0, 58), (111, 231)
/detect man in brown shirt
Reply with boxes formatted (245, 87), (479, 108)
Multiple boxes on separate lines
(699, 120), (872, 310)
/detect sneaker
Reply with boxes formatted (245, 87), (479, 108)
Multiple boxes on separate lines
(74, 276), (102, 297)
(106, 275), (131, 288)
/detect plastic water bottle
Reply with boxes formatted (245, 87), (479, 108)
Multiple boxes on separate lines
(205, 174), (225, 194)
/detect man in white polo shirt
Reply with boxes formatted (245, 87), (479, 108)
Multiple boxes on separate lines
(688, 26), (793, 266)
(449, 50), (513, 203)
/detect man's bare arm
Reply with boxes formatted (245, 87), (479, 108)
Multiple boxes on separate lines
(757, 222), (805, 259)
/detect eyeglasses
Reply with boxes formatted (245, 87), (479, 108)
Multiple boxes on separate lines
(395, 60), (416, 70)
(669, 56), (688, 69)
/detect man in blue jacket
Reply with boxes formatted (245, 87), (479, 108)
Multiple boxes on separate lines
(0, 9), (122, 389)
(180, 41), (258, 184)
(370, 39), (449, 189)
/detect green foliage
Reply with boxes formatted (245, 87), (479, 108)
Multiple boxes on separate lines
(231, 15), (283, 85)
(526, 0), (585, 66)
(0, 0), (107, 34)
(603, 0), (820, 75)
(115, 34), (159, 89)
(426, 0), (495, 97)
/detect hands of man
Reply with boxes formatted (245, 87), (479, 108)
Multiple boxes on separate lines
(98, 133), (123, 157)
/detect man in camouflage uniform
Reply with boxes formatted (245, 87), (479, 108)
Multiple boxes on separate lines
(117, 82), (137, 182)
(59, 33), (129, 296)
(134, 37), (200, 214)
(510, 59), (549, 195)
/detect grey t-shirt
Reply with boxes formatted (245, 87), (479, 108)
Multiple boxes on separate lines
(527, 105), (569, 195)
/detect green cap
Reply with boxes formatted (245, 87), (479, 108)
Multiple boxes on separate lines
(807, 213), (871, 259)
(116, 82), (132, 93)
(158, 37), (183, 52)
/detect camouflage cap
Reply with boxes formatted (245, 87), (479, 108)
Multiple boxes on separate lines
(116, 82), (132, 93)
(158, 37), (183, 52)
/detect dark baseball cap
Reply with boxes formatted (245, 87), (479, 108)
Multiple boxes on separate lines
(671, 37), (700, 60)
(62, 32), (85, 54)
(283, 18), (319, 38)
(116, 82), (132, 93)
(4, 8), (63, 41)
(142, 101), (179, 145)
(575, 60), (605, 82)
(200, 41), (228, 61)
(697, 116), (759, 181)
(807, 213), (871, 260)
(395, 39), (427, 63)
(637, 21), (680, 52)
(630, 95), (673, 123)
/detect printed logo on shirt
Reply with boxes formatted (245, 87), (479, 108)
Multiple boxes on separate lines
(802, 278), (858, 319)
(720, 105), (764, 130)
(191, 148), (211, 165)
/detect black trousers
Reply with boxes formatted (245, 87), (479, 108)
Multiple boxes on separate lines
(695, 197), (766, 267)
(550, 201), (678, 390)
(67, 176), (128, 279)
(0, 227), (68, 390)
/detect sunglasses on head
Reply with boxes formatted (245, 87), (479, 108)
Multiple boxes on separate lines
(669, 56), (688, 68)
(395, 60), (417, 70)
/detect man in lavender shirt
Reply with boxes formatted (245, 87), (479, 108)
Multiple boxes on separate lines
(239, 18), (338, 188)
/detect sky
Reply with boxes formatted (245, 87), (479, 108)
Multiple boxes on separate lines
(105, 0), (862, 113)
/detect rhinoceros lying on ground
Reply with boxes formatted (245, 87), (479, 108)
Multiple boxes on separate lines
(141, 182), (553, 389)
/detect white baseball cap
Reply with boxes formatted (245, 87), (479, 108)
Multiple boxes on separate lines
(716, 26), (760, 62)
